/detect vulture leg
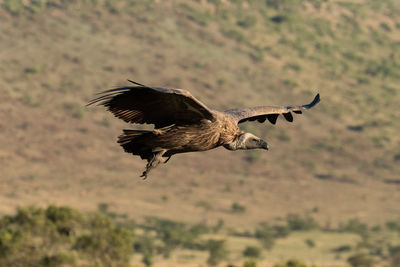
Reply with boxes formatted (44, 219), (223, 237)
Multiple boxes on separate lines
(140, 149), (167, 179)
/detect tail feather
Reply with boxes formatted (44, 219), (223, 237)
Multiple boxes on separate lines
(118, 129), (151, 145)
(118, 129), (153, 160)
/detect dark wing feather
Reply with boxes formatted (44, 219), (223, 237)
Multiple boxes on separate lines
(224, 94), (320, 125)
(87, 81), (215, 128)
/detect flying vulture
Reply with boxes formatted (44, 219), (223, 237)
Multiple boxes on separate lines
(88, 80), (320, 178)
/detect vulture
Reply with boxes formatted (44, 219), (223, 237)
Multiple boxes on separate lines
(88, 80), (320, 178)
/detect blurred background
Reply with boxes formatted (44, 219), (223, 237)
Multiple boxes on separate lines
(0, 0), (399, 266)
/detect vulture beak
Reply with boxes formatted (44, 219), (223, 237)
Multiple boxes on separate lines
(260, 140), (269, 150)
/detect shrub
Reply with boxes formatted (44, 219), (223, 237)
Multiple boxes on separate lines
(341, 218), (368, 235)
(231, 202), (246, 214)
(243, 259), (258, 267)
(284, 62), (302, 72)
(243, 246), (261, 258)
(133, 234), (155, 255)
(365, 59), (398, 79)
(40, 252), (77, 267)
(142, 252), (153, 267)
(274, 258), (308, 267)
(386, 220), (400, 231)
(4, 0), (24, 15)
(206, 239), (229, 266)
(188, 11), (212, 26)
(389, 245), (400, 256)
(331, 245), (352, 253)
(222, 29), (245, 42)
(249, 49), (264, 63)
(0, 206), (133, 267)
(270, 14), (289, 23)
(282, 78), (298, 88)
(213, 219), (225, 233)
(286, 214), (318, 231)
(196, 200), (212, 211)
(347, 253), (374, 267)
(254, 223), (290, 250)
(237, 15), (257, 28)
(143, 217), (205, 256)
(74, 214), (133, 266)
(304, 239), (315, 248)
(254, 225), (275, 249)
(190, 223), (209, 236)
(265, 0), (301, 11)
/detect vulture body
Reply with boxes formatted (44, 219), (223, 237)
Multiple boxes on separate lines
(88, 80), (320, 178)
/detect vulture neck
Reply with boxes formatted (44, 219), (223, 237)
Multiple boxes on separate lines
(223, 133), (248, 151)
(223, 132), (268, 151)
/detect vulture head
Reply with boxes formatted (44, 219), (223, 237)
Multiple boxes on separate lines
(236, 133), (269, 150)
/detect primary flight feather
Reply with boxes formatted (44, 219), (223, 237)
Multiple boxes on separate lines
(88, 80), (320, 178)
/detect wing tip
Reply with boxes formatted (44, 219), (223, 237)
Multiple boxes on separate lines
(304, 93), (320, 109)
(313, 93), (320, 104)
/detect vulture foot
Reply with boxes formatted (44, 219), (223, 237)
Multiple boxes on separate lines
(140, 150), (167, 179)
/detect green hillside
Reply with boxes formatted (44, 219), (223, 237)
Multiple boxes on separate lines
(0, 0), (399, 265)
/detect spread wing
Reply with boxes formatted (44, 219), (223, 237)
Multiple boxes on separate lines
(225, 94), (320, 125)
(87, 80), (215, 128)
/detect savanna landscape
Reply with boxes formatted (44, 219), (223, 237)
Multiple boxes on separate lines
(0, 0), (399, 266)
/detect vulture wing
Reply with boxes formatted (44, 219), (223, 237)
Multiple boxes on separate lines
(87, 81), (215, 128)
(225, 94), (320, 125)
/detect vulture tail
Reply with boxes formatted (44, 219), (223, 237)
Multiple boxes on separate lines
(118, 130), (154, 160)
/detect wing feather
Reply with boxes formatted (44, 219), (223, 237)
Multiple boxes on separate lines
(88, 81), (215, 128)
(225, 94), (320, 125)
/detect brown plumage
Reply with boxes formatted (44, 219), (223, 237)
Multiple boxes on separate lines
(88, 80), (320, 178)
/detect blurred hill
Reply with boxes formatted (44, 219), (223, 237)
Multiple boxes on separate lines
(0, 0), (399, 232)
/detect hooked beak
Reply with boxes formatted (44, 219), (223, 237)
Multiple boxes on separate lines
(260, 140), (269, 150)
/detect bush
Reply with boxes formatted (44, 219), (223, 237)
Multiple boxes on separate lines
(347, 253), (374, 267)
(142, 252), (153, 267)
(284, 62), (302, 72)
(40, 252), (77, 267)
(249, 49), (264, 63)
(265, 0), (301, 11)
(231, 202), (246, 214)
(389, 245), (400, 256)
(243, 246), (261, 258)
(207, 239), (229, 266)
(341, 218), (368, 235)
(222, 29), (245, 42)
(4, 0), (25, 15)
(3, 0), (50, 14)
(254, 225), (275, 249)
(74, 214), (133, 266)
(143, 217), (205, 256)
(254, 223), (290, 250)
(237, 15), (257, 28)
(365, 59), (398, 79)
(331, 245), (352, 253)
(0, 206), (133, 267)
(274, 258), (308, 267)
(243, 259), (258, 267)
(286, 214), (318, 231)
(304, 239), (315, 248)
(213, 219), (225, 233)
(270, 14), (289, 23)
